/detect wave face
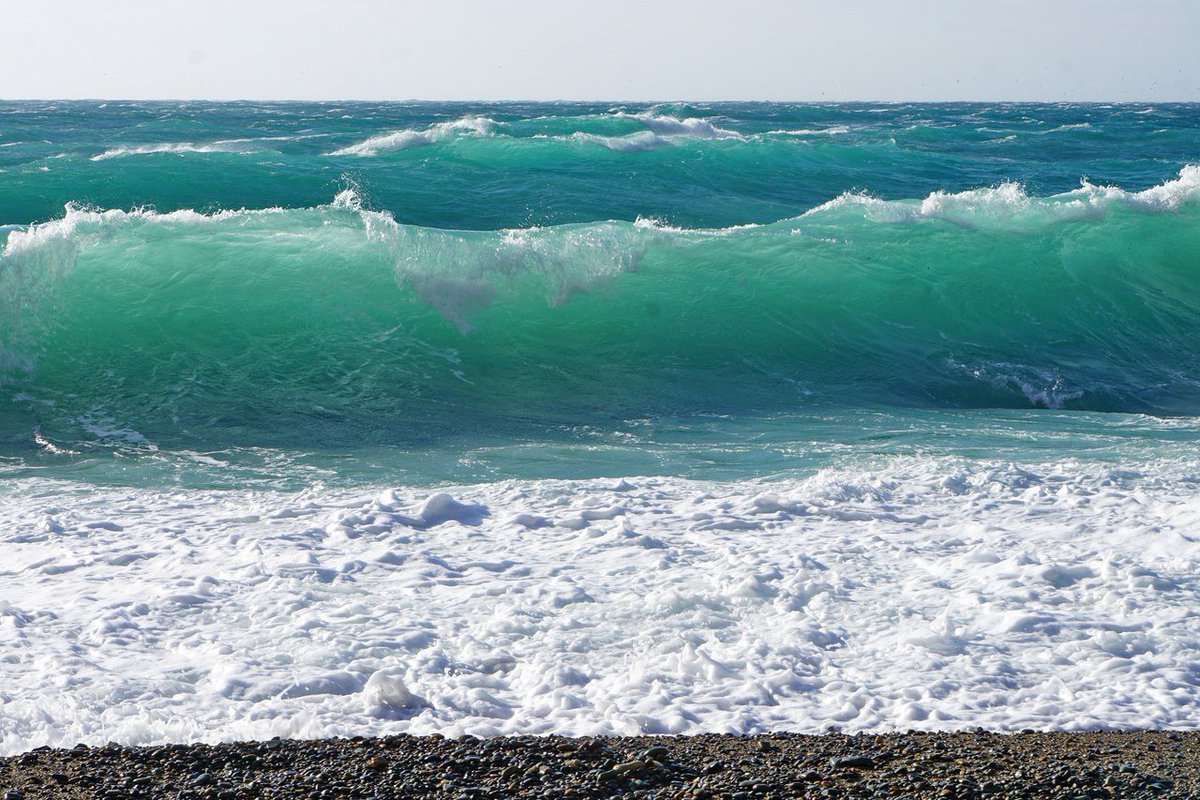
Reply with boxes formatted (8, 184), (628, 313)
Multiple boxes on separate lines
(3, 169), (1200, 452)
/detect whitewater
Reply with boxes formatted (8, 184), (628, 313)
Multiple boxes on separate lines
(1, 101), (1199, 753)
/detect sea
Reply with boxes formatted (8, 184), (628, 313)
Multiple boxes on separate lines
(1, 101), (1199, 751)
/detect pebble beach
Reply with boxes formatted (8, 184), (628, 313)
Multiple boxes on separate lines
(3, 731), (1197, 799)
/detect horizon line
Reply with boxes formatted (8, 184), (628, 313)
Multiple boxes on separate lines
(2, 97), (1198, 105)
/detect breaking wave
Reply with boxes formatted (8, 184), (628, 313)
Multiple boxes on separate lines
(2, 169), (1199, 448)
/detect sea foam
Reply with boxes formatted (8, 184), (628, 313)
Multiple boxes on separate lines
(330, 117), (497, 156)
(2, 456), (1199, 752)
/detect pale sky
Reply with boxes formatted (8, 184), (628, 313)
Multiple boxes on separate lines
(2, 0), (1197, 101)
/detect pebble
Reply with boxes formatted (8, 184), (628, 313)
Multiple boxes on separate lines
(641, 745), (670, 762)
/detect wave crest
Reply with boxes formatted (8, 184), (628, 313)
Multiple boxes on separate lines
(804, 165), (1200, 228)
(619, 112), (742, 140)
(329, 112), (747, 158)
(330, 117), (497, 156)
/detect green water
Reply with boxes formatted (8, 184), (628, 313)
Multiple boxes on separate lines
(1, 102), (1198, 486)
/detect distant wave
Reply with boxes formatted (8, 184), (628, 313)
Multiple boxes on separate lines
(92, 134), (329, 161)
(560, 131), (671, 152)
(766, 126), (851, 136)
(92, 141), (262, 161)
(329, 117), (498, 156)
(329, 113), (747, 157)
(616, 112), (743, 140)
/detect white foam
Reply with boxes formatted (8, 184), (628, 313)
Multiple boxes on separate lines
(951, 360), (1084, 410)
(564, 131), (670, 152)
(91, 141), (265, 161)
(0, 190), (372, 260)
(330, 112), (745, 157)
(2, 455), (1200, 753)
(765, 126), (851, 136)
(622, 113), (742, 141)
(633, 216), (761, 237)
(5, 202), (258, 251)
(803, 166), (1200, 228)
(330, 117), (497, 156)
(1045, 122), (1094, 133)
(1080, 164), (1200, 212)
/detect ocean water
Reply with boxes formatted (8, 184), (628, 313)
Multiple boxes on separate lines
(2, 101), (1200, 750)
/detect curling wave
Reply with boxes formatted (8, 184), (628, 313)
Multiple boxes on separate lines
(2, 170), (1200, 449)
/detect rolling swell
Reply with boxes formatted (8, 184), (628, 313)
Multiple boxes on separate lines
(2, 170), (1199, 450)
(6, 103), (1198, 232)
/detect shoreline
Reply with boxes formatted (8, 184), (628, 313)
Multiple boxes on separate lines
(2, 730), (1196, 799)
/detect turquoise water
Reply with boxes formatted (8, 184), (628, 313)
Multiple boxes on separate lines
(1, 101), (1198, 487)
